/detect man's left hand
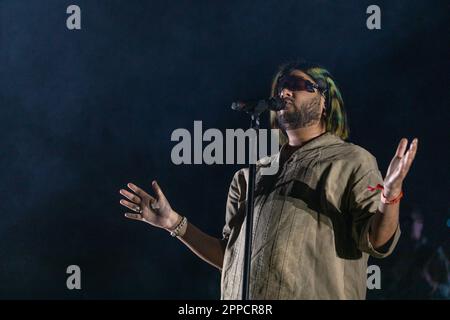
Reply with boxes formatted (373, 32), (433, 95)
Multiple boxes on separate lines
(383, 138), (418, 198)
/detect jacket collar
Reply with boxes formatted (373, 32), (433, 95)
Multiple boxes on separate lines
(257, 132), (344, 167)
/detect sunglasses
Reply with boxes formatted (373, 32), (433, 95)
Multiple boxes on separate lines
(276, 75), (320, 94)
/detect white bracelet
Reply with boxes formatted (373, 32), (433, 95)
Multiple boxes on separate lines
(170, 216), (188, 237)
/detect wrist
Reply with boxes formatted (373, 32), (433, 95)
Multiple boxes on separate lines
(381, 186), (403, 205)
(383, 186), (402, 199)
(368, 183), (404, 205)
(165, 210), (182, 231)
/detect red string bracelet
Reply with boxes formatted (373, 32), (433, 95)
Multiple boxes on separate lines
(367, 184), (403, 204)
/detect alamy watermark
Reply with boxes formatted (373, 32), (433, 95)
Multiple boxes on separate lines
(66, 265), (81, 290)
(170, 121), (280, 175)
(62, 264), (380, 291)
(367, 264), (381, 290)
(366, 5), (381, 30)
(66, 5), (81, 30)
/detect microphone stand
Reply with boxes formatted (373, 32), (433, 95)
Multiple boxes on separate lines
(242, 112), (259, 300)
(231, 97), (284, 300)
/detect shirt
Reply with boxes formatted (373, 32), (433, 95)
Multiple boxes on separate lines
(220, 132), (401, 300)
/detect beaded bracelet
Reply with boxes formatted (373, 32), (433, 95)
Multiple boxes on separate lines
(170, 216), (188, 237)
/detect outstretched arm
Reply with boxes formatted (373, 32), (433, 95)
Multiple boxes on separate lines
(369, 138), (418, 249)
(119, 181), (227, 270)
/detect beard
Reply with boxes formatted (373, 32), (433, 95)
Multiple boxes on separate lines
(276, 95), (322, 130)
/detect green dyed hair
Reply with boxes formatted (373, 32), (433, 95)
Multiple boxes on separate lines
(270, 60), (349, 144)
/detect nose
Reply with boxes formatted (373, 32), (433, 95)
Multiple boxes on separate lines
(279, 87), (293, 99)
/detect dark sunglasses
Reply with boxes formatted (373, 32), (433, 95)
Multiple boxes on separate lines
(276, 75), (320, 94)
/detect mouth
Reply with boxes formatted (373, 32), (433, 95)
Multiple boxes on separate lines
(277, 99), (294, 114)
(283, 101), (294, 110)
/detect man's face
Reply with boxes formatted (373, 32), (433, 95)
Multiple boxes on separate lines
(276, 70), (325, 131)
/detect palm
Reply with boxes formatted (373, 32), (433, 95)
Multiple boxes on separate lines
(384, 138), (418, 192)
(119, 181), (173, 229)
(141, 193), (171, 226)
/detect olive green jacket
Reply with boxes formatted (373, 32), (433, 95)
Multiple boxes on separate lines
(221, 132), (400, 300)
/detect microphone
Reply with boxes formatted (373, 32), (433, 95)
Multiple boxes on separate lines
(231, 97), (286, 115)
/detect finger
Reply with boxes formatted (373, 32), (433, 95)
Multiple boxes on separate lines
(151, 180), (166, 200)
(402, 138), (419, 173)
(124, 213), (143, 221)
(407, 138), (418, 160)
(120, 199), (142, 213)
(119, 189), (141, 204)
(394, 138), (408, 159)
(127, 182), (152, 200)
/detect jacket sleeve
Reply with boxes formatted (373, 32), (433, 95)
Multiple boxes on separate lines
(222, 169), (247, 241)
(348, 166), (401, 259)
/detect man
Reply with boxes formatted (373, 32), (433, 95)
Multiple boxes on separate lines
(119, 61), (418, 299)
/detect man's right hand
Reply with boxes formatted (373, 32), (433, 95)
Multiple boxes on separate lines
(120, 180), (226, 270)
(119, 180), (180, 230)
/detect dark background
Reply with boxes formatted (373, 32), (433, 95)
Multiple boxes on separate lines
(0, 0), (448, 299)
